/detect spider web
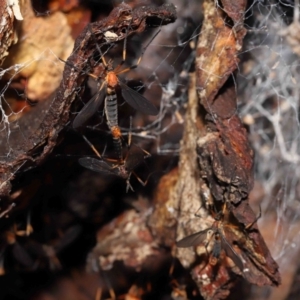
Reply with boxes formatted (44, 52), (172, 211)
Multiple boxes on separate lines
(1, 0), (300, 299)
(237, 1), (300, 297)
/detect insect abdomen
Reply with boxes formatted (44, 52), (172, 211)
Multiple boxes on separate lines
(105, 89), (118, 128)
(105, 89), (122, 160)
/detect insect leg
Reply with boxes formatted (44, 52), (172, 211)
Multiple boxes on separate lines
(82, 135), (102, 159)
(117, 29), (161, 75)
(126, 173), (134, 193)
(113, 18), (133, 73)
(88, 24), (108, 68)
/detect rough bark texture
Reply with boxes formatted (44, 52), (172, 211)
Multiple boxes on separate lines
(0, 0), (18, 65)
(148, 1), (280, 299)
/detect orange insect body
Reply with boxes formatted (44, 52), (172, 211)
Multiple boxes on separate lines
(106, 71), (118, 88)
(111, 126), (122, 138)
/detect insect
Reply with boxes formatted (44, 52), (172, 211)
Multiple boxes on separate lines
(0, 213), (33, 274)
(176, 210), (244, 272)
(73, 25), (158, 160)
(79, 134), (150, 192)
(1, 221), (81, 273)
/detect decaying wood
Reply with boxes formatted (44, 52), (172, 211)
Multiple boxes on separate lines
(148, 1), (281, 299)
(2, 2), (73, 105)
(87, 201), (161, 272)
(0, 3), (177, 198)
(0, 0), (22, 65)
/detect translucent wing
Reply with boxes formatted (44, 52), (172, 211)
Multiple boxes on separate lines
(73, 82), (107, 129)
(176, 228), (210, 248)
(79, 157), (118, 176)
(119, 81), (158, 115)
(220, 234), (244, 271)
(124, 144), (147, 171)
(54, 225), (82, 253)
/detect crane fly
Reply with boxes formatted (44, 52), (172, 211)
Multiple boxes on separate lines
(176, 212), (244, 272)
(79, 135), (150, 192)
(73, 25), (159, 160)
(2, 222), (81, 272)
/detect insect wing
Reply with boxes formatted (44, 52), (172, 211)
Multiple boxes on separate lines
(220, 234), (244, 271)
(73, 82), (107, 129)
(125, 144), (147, 171)
(79, 157), (118, 176)
(176, 228), (210, 248)
(119, 81), (158, 115)
(54, 225), (82, 253)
